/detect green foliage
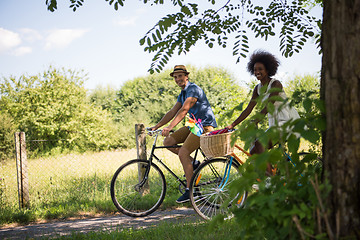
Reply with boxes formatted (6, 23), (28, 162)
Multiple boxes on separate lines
(45, 1), (322, 74)
(46, 0), (57, 12)
(0, 65), (248, 153)
(186, 66), (247, 125)
(0, 112), (17, 161)
(286, 74), (324, 153)
(216, 90), (329, 239)
(0, 177), (7, 211)
(304, 0), (323, 8)
(113, 65), (247, 129)
(88, 85), (117, 114)
(138, 0), (322, 73)
(0, 67), (120, 154)
(228, 148), (329, 239)
(284, 73), (320, 104)
(88, 65), (247, 148)
(114, 70), (177, 125)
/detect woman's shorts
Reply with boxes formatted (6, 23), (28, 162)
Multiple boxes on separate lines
(170, 126), (214, 153)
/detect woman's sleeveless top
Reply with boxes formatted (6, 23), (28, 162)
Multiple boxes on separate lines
(256, 78), (300, 127)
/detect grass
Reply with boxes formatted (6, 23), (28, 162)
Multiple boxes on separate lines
(0, 148), (194, 226)
(0, 138), (319, 226)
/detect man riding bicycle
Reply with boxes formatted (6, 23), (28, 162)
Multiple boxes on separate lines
(150, 65), (217, 203)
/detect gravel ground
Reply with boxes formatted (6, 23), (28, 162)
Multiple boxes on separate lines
(0, 208), (202, 240)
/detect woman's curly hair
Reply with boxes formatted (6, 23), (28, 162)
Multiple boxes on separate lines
(247, 50), (280, 77)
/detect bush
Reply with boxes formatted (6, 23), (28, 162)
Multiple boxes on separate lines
(0, 67), (120, 155)
(111, 65), (247, 129)
(0, 112), (17, 161)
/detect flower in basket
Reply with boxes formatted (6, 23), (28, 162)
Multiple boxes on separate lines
(185, 114), (204, 136)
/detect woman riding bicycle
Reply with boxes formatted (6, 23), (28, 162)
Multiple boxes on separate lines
(150, 65), (217, 203)
(226, 50), (299, 176)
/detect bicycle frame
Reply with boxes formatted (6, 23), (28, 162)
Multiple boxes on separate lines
(211, 143), (300, 192)
(139, 130), (206, 190)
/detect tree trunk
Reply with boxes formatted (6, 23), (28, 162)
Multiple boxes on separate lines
(321, 0), (360, 237)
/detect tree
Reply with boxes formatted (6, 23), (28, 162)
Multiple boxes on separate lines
(0, 67), (120, 153)
(46, 0), (360, 237)
(88, 85), (118, 114)
(321, 1), (360, 237)
(110, 65), (246, 125)
(46, 0), (321, 73)
(104, 66), (246, 148)
(0, 112), (17, 161)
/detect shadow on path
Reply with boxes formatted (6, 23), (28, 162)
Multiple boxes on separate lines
(0, 208), (201, 239)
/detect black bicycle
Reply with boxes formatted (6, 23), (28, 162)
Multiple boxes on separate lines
(110, 128), (206, 217)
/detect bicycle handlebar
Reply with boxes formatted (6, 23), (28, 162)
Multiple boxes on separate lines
(146, 128), (175, 137)
(146, 128), (162, 136)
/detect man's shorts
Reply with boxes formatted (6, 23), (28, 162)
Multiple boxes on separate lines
(170, 126), (214, 153)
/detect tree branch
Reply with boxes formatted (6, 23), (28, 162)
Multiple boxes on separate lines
(310, 175), (335, 240)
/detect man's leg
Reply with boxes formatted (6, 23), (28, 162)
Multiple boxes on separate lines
(163, 136), (179, 154)
(180, 126), (214, 188)
(163, 126), (189, 155)
(175, 133), (199, 203)
(178, 147), (193, 188)
(175, 126), (214, 203)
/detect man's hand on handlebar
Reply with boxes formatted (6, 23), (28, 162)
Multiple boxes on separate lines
(161, 126), (172, 137)
(146, 127), (174, 137)
(147, 126), (158, 131)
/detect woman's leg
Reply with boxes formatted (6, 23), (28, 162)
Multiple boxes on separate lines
(250, 140), (274, 176)
(250, 140), (264, 155)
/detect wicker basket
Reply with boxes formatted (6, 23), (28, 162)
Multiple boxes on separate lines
(200, 131), (234, 158)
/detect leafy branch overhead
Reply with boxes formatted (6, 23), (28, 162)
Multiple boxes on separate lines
(46, 0), (322, 73)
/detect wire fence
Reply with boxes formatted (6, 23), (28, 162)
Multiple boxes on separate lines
(0, 126), (184, 214)
(0, 137), (138, 210)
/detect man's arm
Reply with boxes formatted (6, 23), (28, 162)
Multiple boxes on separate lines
(153, 102), (182, 130)
(162, 97), (197, 136)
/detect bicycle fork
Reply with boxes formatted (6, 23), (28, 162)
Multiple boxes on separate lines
(218, 156), (233, 191)
(219, 157), (245, 206)
(194, 157), (234, 189)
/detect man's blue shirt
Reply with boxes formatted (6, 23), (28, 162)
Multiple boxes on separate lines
(177, 82), (217, 127)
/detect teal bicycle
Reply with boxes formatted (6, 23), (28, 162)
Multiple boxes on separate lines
(188, 131), (319, 220)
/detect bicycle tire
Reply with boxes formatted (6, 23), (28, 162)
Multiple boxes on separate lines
(189, 157), (247, 220)
(110, 159), (166, 217)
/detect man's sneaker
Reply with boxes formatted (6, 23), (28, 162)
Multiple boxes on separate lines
(176, 189), (190, 203)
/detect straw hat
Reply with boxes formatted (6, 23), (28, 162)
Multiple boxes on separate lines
(170, 65), (190, 77)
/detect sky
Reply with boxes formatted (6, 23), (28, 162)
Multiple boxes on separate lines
(0, 0), (323, 90)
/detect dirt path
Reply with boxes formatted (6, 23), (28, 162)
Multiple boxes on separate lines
(0, 208), (202, 240)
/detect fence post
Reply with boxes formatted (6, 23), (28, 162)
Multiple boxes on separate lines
(14, 132), (30, 209)
(135, 124), (147, 160)
(135, 124), (148, 193)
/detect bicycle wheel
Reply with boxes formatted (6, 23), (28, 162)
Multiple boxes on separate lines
(189, 157), (247, 220)
(110, 159), (166, 217)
